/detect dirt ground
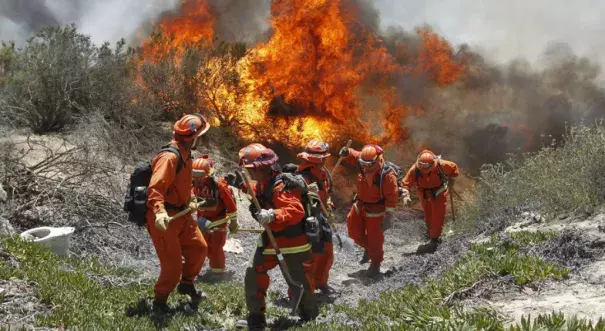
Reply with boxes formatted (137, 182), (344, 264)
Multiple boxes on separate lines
(466, 210), (605, 325)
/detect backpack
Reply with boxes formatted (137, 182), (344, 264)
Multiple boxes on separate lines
(373, 161), (405, 199)
(282, 163), (333, 193)
(123, 145), (185, 226)
(413, 161), (449, 198)
(253, 172), (325, 246)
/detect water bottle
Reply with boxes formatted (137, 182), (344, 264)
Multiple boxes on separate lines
(305, 216), (320, 243)
(133, 186), (147, 214)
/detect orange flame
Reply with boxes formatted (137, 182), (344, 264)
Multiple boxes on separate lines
(140, 0), (215, 61)
(137, 0), (465, 150)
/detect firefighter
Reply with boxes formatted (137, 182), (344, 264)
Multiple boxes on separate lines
(401, 150), (459, 253)
(146, 113), (210, 311)
(295, 140), (335, 294)
(235, 143), (318, 330)
(192, 154), (239, 277)
(338, 144), (398, 277)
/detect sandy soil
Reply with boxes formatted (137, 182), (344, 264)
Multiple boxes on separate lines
(475, 210), (605, 325)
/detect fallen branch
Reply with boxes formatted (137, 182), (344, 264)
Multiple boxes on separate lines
(441, 279), (485, 306)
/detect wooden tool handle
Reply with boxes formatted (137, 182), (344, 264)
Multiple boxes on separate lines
(331, 139), (353, 176)
(168, 207), (193, 221)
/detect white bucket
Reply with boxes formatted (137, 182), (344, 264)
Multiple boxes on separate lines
(20, 227), (75, 257)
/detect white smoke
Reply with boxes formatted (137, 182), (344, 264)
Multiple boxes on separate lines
(374, 0), (605, 68)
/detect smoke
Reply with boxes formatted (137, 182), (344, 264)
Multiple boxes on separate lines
(397, 37), (605, 173)
(373, 0), (605, 69)
(0, 0), (180, 45)
(210, 0), (271, 44)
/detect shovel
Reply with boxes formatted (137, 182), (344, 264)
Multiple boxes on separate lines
(237, 168), (304, 316)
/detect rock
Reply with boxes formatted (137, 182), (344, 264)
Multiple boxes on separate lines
(0, 217), (15, 236)
(573, 205), (594, 218)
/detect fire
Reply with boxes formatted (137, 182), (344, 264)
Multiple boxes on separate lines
(139, 0), (214, 61)
(137, 0), (465, 149)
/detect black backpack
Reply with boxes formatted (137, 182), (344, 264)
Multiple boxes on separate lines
(251, 172), (326, 246)
(123, 145), (185, 226)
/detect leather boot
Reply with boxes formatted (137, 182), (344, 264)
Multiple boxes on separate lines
(244, 313), (266, 331)
(359, 250), (370, 264)
(152, 294), (170, 313)
(366, 264), (381, 278)
(317, 284), (336, 295)
(177, 283), (207, 304)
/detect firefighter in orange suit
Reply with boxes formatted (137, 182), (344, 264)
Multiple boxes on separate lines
(401, 150), (459, 253)
(235, 143), (318, 330)
(146, 113), (210, 310)
(192, 154), (238, 276)
(338, 144), (398, 277)
(295, 140), (335, 294)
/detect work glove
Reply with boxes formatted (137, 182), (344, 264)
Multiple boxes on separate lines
(155, 210), (170, 231)
(257, 209), (275, 226)
(338, 147), (350, 157)
(229, 217), (239, 234)
(400, 188), (412, 207)
(197, 216), (212, 233)
(225, 172), (244, 188)
(188, 196), (198, 211)
(327, 198), (335, 210)
(381, 212), (394, 231)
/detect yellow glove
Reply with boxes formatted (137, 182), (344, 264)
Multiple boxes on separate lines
(155, 210), (170, 231)
(229, 218), (239, 234)
(188, 196), (198, 211)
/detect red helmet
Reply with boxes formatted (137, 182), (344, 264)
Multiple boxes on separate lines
(192, 154), (215, 177)
(358, 144), (384, 168)
(238, 143), (279, 169)
(417, 150), (437, 170)
(297, 140), (330, 164)
(173, 113), (210, 142)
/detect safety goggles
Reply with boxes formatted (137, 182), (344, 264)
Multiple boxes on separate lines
(192, 169), (208, 178)
(358, 155), (379, 168)
(417, 160), (434, 169)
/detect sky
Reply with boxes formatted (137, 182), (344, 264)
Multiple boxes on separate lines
(375, 0), (605, 67)
(1, 0), (604, 67)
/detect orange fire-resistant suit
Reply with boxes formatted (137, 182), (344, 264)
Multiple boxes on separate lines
(344, 149), (399, 267)
(194, 176), (237, 273)
(401, 159), (459, 239)
(145, 140), (208, 301)
(244, 178), (318, 320)
(297, 162), (334, 289)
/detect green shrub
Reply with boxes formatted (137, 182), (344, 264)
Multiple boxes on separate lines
(0, 25), (159, 135)
(458, 123), (605, 227)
